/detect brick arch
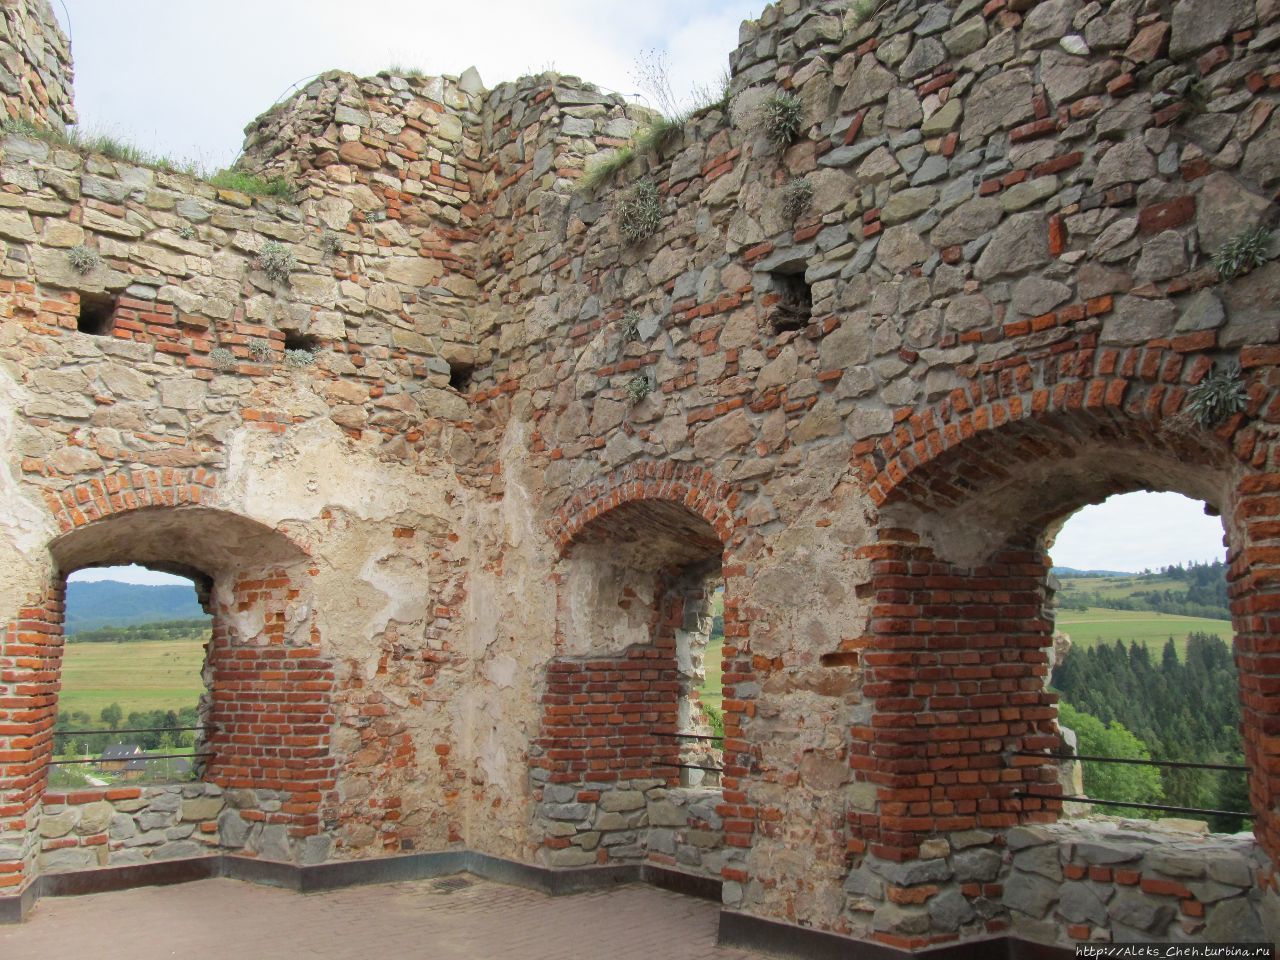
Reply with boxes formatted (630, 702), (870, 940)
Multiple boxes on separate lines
(0, 484), (334, 890)
(844, 342), (1280, 877)
(37, 467), (223, 535)
(856, 342), (1272, 513)
(547, 460), (742, 557)
(537, 460), (756, 878)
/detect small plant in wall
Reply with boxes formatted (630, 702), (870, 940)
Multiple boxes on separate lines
(248, 337), (272, 362)
(1213, 225), (1272, 281)
(761, 92), (804, 148)
(257, 241), (295, 284)
(178, 224), (197, 241)
(620, 309), (642, 343)
(847, 0), (891, 27)
(1186, 362), (1247, 427)
(67, 244), (102, 275)
(616, 178), (662, 244)
(625, 374), (652, 404)
(209, 347), (237, 371)
(284, 347), (315, 369)
(782, 176), (813, 221)
(320, 231), (344, 256)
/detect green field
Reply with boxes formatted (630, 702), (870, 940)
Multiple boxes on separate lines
(1057, 607), (1232, 657)
(59, 637), (206, 718)
(1059, 575), (1163, 601)
(700, 637), (723, 710)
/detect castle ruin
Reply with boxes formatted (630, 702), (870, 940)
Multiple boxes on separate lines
(1, 0), (1278, 951)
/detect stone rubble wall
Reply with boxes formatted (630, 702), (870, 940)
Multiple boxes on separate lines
(453, 0), (1280, 948)
(646, 785), (729, 881)
(0, 0), (1279, 953)
(36, 783), (331, 871)
(0, 0), (72, 129)
(844, 819), (1275, 944)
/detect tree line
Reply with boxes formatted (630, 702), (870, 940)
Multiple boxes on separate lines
(54, 705), (203, 755)
(67, 618), (211, 643)
(1052, 632), (1248, 832)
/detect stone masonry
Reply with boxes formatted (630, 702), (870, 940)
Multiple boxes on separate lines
(1, 0), (1279, 952)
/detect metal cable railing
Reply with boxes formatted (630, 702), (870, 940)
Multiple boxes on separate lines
(48, 725), (213, 769)
(652, 730), (724, 774)
(1015, 749), (1251, 819)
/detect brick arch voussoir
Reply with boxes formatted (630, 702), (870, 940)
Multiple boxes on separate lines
(548, 460), (741, 558)
(40, 466), (221, 535)
(862, 348), (1265, 509)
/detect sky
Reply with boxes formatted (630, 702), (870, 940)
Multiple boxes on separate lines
(1051, 492), (1225, 572)
(49, 3), (1226, 580)
(54, 0), (763, 170)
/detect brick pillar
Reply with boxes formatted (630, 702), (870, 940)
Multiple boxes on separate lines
(0, 585), (62, 892)
(204, 572), (336, 854)
(1230, 480), (1280, 864)
(853, 532), (1061, 862)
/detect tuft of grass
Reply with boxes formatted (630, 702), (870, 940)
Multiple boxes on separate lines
(384, 64), (427, 79)
(634, 113), (683, 156)
(847, 0), (892, 26)
(207, 169), (295, 199)
(580, 146), (636, 193)
(761, 92), (804, 148)
(1213, 225), (1272, 281)
(1, 117), (203, 176)
(248, 337), (272, 362)
(616, 178), (662, 243)
(1186, 362), (1247, 427)
(320, 231), (344, 256)
(690, 69), (732, 116)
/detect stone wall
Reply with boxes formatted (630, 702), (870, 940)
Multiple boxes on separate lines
(0, 0), (72, 129)
(1, 0), (1279, 953)
(36, 782), (327, 871)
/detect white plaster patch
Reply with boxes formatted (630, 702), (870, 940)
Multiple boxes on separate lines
(484, 654), (518, 688)
(0, 364), (55, 616)
(223, 418), (439, 526)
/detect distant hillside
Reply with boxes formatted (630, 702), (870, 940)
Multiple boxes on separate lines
(1056, 561), (1229, 621)
(65, 580), (210, 634)
(1051, 567), (1135, 578)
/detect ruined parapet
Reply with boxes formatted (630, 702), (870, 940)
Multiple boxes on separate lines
(236, 69), (489, 392)
(0, 0), (73, 128)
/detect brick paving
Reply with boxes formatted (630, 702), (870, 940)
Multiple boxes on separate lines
(0, 876), (768, 960)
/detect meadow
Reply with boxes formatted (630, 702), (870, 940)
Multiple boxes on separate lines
(1056, 607), (1233, 657)
(58, 636), (206, 718)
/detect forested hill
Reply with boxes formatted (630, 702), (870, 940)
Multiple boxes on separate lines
(66, 580), (209, 634)
(1055, 560), (1229, 620)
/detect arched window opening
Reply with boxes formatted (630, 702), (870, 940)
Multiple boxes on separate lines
(535, 489), (732, 880)
(53, 564), (213, 790)
(1045, 491), (1248, 833)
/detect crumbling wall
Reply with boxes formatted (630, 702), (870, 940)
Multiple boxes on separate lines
(0, 0), (72, 128)
(456, 0), (1280, 948)
(1, 0), (1279, 952)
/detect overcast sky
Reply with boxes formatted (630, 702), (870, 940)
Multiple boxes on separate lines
(51, 3), (1226, 582)
(55, 0), (762, 170)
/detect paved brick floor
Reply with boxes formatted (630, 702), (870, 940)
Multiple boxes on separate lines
(0, 875), (768, 960)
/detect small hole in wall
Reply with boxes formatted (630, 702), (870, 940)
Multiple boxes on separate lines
(77, 293), (117, 336)
(767, 270), (812, 332)
(449, 361), (475, 393)
(283, 332), (319, 352)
